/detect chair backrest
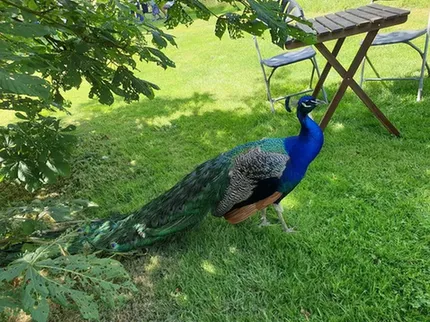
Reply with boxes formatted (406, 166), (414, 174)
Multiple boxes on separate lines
(253, 0), (308, 62)
(427, 11), (430, 34)
(254, 1), (301, 55)
(280, 0), (305, 23)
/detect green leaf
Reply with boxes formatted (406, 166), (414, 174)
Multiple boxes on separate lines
(145, 48), (176, 69)
(51, 160), (70, 176)
(151, 30), (168, 49)
(22, 267), (50, 322)
(215, 17), (227, 39)
(247, 0), (288, 47)
(61, 125), (76, 132)
(1, 239), (136, 321)
(182, 0), (211, 20)
(4, 162), (18, 180)
(15, 112), (28, 120)
(0, 262), (29, 282)
(0, 21), (55, 38)
(164, 2), (194, 28)
(0, 69), (50, 100)
(62, 66), (82, 89)
(21, 220), (38, 235)
(39, 163), (57, 184)
(0, 41), (27, 61)
(17, 161), (31, 182)
(45, 205), (73, 222)
(69, 290), (99, 320)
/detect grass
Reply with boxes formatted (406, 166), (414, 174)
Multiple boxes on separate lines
(2, 0), (430, 321)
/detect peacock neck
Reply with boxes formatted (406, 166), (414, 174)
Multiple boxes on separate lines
(280, 112), (324, 190)
(294, 111), (324, 163)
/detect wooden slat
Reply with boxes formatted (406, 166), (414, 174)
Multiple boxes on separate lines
(308, 18), (330, 35)
(325, 13), (356, 30)
(296, 22), (315, 34)
(315, 16), (344, 32)
(286, 14), (408, 49)
(346, 8), (383, 23)
(369, 3), (410, 16)
(357, 6), (398, 20)
(335, 11), (370, 26)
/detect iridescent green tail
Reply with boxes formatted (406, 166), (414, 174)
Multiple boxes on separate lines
(69, 156), (230, 253)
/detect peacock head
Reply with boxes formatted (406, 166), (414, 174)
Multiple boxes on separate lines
(285, 95), (325, 115)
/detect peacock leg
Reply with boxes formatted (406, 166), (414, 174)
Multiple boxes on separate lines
(273, 203), (295, 233)
(259, 208), (271, 227)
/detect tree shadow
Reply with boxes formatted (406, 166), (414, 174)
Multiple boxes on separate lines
(45, 80), (430, 321)
(4, 75), (430, 321)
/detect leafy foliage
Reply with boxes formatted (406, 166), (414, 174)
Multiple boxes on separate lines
(0, 234), (137, 322)
(214, 0), (315, 46)
(0, 115), (77, 191)
(0, 0), (314, 190)
(0, 198), (98, 266)
(0, 0), (179, 189)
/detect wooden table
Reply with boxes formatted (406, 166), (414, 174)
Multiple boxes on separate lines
(286, 3), (410, 136)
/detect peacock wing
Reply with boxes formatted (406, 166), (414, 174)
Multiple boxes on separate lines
(214, 147), (289, 222)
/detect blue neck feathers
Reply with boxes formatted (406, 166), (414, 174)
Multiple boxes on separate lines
(296, 111), (324, 158)
(280, 111), (324, 190)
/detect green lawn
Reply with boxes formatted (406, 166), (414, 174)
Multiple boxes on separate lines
(2, 0), (430, 321)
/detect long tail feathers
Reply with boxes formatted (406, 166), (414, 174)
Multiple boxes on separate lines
(0, 155), (230, 262)
(69, 155), (230, 253)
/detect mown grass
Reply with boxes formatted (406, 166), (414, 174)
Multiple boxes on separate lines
(2, 0), (430, 321)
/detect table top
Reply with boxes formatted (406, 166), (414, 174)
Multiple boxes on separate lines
(286, 3), (410, 49)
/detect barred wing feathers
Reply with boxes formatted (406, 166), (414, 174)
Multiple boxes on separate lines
(217, 147), (289, 224)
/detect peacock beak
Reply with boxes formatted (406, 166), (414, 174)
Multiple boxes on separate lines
(285, 97), (292, 112)
(315, 99), (326, 105)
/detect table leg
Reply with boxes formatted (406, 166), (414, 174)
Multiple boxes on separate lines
(348, 79), (400, 136)
(319, 78), (349, 130)
(315, 31), (400, 136)
(312, 38), (345, 98)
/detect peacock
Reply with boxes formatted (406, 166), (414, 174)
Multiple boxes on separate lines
(72, 95), (325, 253)
(1, 95), (325, 261)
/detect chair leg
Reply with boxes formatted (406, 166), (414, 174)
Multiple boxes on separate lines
(309, 62), (316, 89)
(260, 64), (276, 113)
(312, 57), (328, 103)
(417, 34), (429, 101)
(406, 41), (430, 77)
(266, 68), (277, 113)
(366, 56), (382, 79)
(360, 55), (366, 87)
(357, 36), (429, 102)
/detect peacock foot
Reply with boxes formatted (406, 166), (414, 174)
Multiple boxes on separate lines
(282, 226), (297, 233)
(273, 203), (297, 233)
(259, 208), (272, 228)
(259, 218), (272, 227)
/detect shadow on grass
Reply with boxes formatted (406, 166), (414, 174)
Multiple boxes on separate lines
(45, 80), (430, 321)
(4, 77), (430, 321)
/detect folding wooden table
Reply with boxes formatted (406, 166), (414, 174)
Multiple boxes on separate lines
(286, 3), (410, 136)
